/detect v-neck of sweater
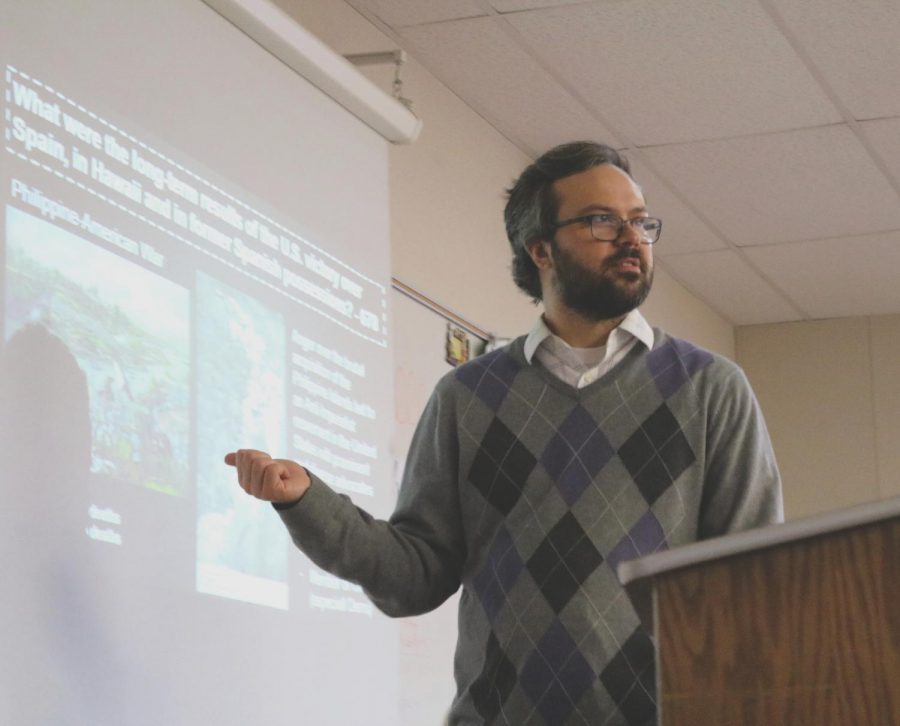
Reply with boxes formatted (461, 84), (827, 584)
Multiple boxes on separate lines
(507, 332), (659, 401)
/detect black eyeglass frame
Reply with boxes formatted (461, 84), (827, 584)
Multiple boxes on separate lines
(553, 213), (663, 244)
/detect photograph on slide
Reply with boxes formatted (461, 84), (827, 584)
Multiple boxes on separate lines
(195, 271), (289, 609)
(4, 205), (190, 497)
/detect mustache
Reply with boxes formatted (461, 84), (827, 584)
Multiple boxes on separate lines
(605, 249), (644, 269)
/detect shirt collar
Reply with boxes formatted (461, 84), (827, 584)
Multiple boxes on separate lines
(523, 308), (654, 363)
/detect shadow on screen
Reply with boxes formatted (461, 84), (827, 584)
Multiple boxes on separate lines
(0, 323), (135, 724)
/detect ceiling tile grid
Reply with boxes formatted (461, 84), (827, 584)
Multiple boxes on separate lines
(488, 0), (597, 11)
(503, 0), (842, 145)
(352, 0), (487, 27)
(743, 231), (900, 319)
(662, 249), (804, 325)
(628, 157), (728, 256)
(641, 124), (900, 247)
(769, 0), (900, 120)
(861, 117), (900, 186)
(398, 16), (621, 155)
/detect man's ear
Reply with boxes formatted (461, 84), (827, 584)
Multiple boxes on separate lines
(527, 240), (552, 271)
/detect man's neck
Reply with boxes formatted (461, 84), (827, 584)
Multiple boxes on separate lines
(542, 307), (626, 349)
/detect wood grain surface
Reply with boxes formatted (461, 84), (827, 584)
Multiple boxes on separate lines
(655, 517), (900, 725)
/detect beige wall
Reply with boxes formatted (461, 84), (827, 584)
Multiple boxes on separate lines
(642, 267), (735, 358)
(277, 0), (735, 355)
(736, 315), (900, 520)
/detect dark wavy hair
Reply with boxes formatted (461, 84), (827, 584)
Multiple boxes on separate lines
(504, 141), (631, 301)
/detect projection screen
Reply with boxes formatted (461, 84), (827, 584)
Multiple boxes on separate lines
(0, 0), (404, 723)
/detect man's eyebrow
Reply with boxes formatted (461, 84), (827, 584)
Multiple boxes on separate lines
(575, 204), (649, 216)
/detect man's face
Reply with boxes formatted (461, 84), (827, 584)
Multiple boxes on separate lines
(545, 164), (654, 321)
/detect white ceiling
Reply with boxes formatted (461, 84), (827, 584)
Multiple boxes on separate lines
(341, 0), (900, 326)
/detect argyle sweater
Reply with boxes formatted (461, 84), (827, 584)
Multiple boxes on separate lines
(279, 331), (782, 725)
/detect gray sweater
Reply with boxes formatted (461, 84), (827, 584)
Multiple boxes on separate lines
(279, 331), (782, 725)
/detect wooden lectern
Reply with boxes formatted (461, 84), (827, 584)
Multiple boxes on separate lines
(618, 498), (900, 725)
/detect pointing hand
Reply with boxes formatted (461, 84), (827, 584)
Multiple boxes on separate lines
(224, 449), (311, 504)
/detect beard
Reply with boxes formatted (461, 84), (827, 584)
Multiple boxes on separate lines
(549, 240), (653, 321)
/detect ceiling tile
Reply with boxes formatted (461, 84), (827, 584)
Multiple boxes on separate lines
(628, 157), (727, 255)
(642, 125), (900, 247)
(662, 250), (803, 325)
(773, 0), (900, 120)
(489, 0), (591, 11)
(347, 0), (486, 27)
(399, 16), (621, 155)
(505, 0), (841, 145)
(861, 116), (900, 185)
(743, 232), (900, 320)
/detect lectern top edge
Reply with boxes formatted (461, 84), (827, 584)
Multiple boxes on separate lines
(617, 494), (900, 588)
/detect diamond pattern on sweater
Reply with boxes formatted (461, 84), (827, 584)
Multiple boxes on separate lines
(526, 512), (603, 614)
(519, 619), (596, 723)
(647, 337), (714, 398)
(451, 335), (744, 723)
(600, 627), (657, 725)
(471, 632), (518, 723)
(455, 348), (522, 411)
(544, 406), (597, 462)
(607, 510), (668, 576)
(473, 526), (525, 624)
(469, 417), (537, 515)
(618, 403), (695, 505)
(541, 405), (615, 506)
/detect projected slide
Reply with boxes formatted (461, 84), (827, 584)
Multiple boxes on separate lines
(2, 64), (392, 618)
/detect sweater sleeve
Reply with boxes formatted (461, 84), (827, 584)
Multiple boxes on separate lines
(699, 364), (784, 538)
(275, 377), (465, 617)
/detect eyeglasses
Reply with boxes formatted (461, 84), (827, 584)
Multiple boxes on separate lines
(553, 213), (662, 245)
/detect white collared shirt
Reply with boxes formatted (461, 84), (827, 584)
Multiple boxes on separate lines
(523, 309), (655, 389)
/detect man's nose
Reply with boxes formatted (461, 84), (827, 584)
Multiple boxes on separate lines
(616, 220), (642, 247)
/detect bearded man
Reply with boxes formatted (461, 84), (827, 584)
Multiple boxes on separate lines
(227, 142), (783, 726)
